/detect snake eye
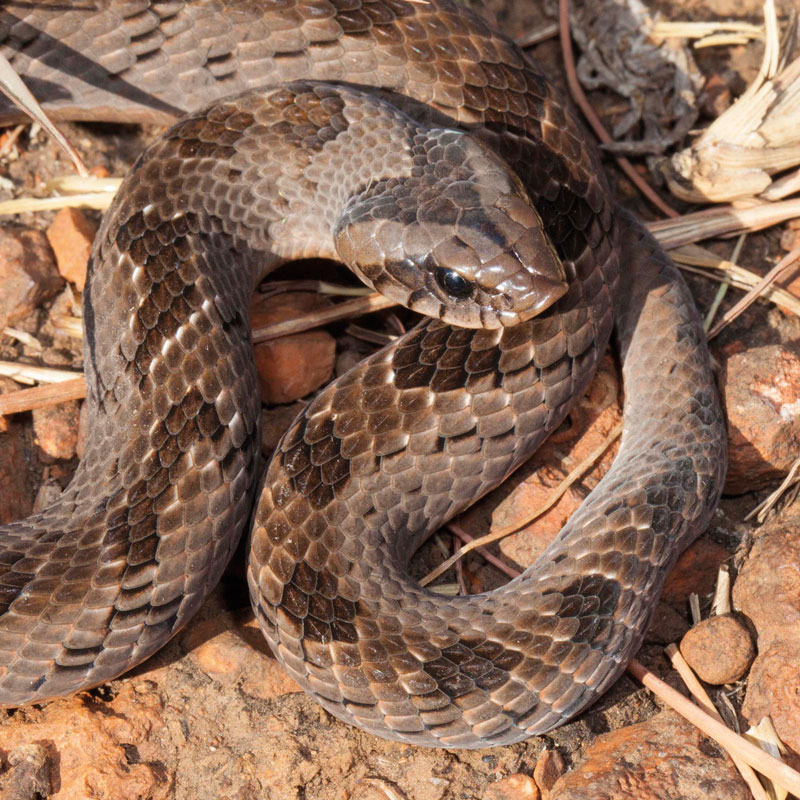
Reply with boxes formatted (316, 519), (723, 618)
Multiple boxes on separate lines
(435, 268), (474, 299)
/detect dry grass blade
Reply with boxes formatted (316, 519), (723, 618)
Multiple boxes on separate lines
(44, 175), (122, 195)
(0, 360), (82, 385)
(647, 199), (800, 249)
(0, 192), (117, 215)
(628, 658), (800, 796)
(745, 718), (792, 800)
(745, 455), (800, 522)
(652, 20), (764, 42)
(515, 22), (559, 48)
(708, 244), (800, 338)
(665, 645), (771, 800)
(0, 378), (86, 415)
(670, 244), (800, 317)
(710, 566), (732, 616)
(419, 421), (622, 587)
(2, 327), (43, 353)
(0, 51), (88, 177)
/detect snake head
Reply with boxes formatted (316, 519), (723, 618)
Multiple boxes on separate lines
(332, 131), (568, 329)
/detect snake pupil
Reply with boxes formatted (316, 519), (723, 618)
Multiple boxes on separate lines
(435, 267), (474, 299)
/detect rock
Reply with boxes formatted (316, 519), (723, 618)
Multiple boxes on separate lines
(721, 345), (800, 494)
(533, 749), (564, 798)
(458, 355), (622, 567)
(261, 402), (305, 456)
(548, 710), (749, 800)
(180, 610), (302, 701)
(660, 538), (731, 610)
(0, 686), (169, 800)
(700, 73), (731, 118)
(485, 774), (539, 800)
(32, 399), (80, 461)
(679, 614), (755, 684)
(250, 291), (337, 405)
(1, 743), (51, 800)
(46, 207), (98, 291)
(733, 517), (800, 753)
(0, 226), (62, 330)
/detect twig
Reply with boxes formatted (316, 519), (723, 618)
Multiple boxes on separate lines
(665, 645), (771, 800)
(627, 658), (800, 797)
(448, 522), (521, 580)
(558, 0), (679, 218)
(515, 22), (560, 48)
(0, 377), (85, 415)
(251, 293), (395, 343)
(708, 244), (800, 338)
(419, 421), (622, 586)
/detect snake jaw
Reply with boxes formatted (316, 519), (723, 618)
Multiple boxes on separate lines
(508, 275), (570, 322)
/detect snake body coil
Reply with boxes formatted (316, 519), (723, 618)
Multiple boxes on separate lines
(0, 0), (726, 747)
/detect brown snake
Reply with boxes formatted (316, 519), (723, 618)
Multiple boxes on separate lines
(0, 0), (726, 748)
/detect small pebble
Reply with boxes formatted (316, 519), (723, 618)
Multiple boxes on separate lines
(680, 614), (755, 685)
(534, 748), (564, 798)
(485, 774), (539, 800)
(0, 227), (62, 329)
(46, 207), (97, 291)
(250, 291), (336, 404)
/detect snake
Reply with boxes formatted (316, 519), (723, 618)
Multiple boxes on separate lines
(0, 0), (726, 749)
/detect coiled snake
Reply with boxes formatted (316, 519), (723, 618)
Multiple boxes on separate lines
(0, 0), (726, 748)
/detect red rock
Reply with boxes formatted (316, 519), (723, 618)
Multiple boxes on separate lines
(533, 749), (564, 798)
(46, 207), (98, 291)
(721, 345), (800, 493)
(679, 614), (755, 684)
(0, 227), (62, 330)
(458, 356), (622, 568)
(250, 291), (336, 405)
(2, 743), (51, 799)
(701, 73), (731, 118)
(180, 610), (302, 700)
(485, 773), (539, 800)
(548, 710), (749, 800)
(32, 399), (80, 461)
(0, 686), (169, 800)
(733, 518), (800, 753)
(660, 538), (730, 609)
